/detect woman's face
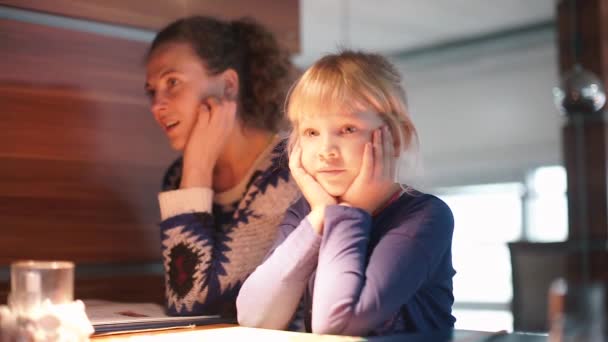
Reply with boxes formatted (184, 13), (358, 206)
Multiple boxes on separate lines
(145, 42), (224, 151)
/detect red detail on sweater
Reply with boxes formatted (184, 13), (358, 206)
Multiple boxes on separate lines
(174, 255), (188, 286)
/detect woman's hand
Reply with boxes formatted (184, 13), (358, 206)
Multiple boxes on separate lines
(339, 126), (399, 214)
(181, 97), (237, 188)
(289, 143), (337, 234)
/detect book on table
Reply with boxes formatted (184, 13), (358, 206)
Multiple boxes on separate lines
(84, 300), (235, 335)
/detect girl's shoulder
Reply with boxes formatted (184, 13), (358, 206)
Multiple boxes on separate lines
(387, 189), (454, 229)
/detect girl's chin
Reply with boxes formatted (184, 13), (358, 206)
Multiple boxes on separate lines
(323, 186), (347, 198)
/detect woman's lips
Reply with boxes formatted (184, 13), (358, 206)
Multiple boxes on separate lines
(164, 121), (179, 132)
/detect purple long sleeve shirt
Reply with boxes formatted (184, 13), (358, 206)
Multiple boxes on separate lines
(237, 191), (456, 336)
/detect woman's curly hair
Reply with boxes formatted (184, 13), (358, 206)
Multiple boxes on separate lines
(147, 16), (294, 133)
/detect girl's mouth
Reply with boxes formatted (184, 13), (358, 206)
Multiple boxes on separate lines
(317, 169), (345, 176)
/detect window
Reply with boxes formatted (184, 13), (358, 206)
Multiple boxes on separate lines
(524, 166), (568, 242)
(435, 166), (569, 331)
(437, 183), (524, 331)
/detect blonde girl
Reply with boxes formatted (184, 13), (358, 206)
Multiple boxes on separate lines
(237, 50), (455, 336)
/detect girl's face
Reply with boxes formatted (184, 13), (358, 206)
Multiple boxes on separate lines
(145, 42), (223, 151)
(297, 109), (385, 197)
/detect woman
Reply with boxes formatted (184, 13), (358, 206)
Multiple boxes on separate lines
(144, 15), (300, 317)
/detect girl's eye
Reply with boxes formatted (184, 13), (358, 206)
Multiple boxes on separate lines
(302, 129), (318, 137)
(342, 126), (358, 134)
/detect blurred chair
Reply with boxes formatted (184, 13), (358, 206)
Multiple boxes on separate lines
(508, 241), (568, 332)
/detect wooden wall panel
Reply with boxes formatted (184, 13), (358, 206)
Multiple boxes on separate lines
(0, 0), (300, 52)
(0, 19), (176, 264)
(0, 275), (165, 304)
(0, 0), (300, 303)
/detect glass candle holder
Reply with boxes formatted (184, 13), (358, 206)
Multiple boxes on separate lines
(548, 278), (606, 342)
(8, 260), (74, 315)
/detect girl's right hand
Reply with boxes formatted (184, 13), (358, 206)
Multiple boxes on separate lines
(181, 97), (237, 189)
(289, 143), (337, 234)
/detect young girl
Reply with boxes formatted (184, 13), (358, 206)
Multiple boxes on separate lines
(237, 50), (456, 336)
(145, 16), (300, 317)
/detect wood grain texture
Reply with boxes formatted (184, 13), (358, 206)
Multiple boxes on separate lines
(561, 121), (608, 242)
(0, 19), (177, 264)
(557, 0), (608, 84)
(0, 274), (165, 305)
(0, 0), (300, 52)
(556, 0), (608, 285)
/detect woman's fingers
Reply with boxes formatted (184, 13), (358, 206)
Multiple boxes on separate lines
(205, 96), (236, 132)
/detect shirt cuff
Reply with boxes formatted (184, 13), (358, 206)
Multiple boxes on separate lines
(158, 187), (213, 220)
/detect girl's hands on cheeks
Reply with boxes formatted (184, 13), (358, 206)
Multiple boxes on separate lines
(181, 97), (237, 188)
(289, 143), (337, 235)
(340, 126), (399, 215)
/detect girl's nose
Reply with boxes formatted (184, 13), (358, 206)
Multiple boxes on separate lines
(318, 137), (339, 160)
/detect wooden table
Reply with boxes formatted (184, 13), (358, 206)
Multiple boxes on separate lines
(91, 324), (363, 341)
(90, 325), (548, 341)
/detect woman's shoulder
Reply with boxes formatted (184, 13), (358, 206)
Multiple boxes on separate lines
(249, 138), (294, 191)
(241, 138), (301, 214)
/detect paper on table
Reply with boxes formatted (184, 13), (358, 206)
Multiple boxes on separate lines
(100, 326), (366, 342)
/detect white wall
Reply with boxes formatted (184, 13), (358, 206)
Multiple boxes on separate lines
(393, 30), (563, 188)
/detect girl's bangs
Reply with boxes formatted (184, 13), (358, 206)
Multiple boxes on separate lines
(288, 70), (370, 122)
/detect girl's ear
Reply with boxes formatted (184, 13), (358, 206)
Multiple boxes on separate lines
(221, 68), (239, 101)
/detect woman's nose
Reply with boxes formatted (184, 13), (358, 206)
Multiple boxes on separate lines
(151, 94), (168, 117)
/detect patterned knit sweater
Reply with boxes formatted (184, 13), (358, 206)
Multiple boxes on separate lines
(157, 137), (300, 317)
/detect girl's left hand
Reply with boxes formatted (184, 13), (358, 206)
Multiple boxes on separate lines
(339, 126), (399, 214)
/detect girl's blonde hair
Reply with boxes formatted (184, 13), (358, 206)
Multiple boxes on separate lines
(285, 50), (418, 157)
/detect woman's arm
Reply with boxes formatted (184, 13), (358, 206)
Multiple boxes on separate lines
(311, 198), (454, 336)
(158, 139), (303, 318)
(158, 186), (221, 315)
(237, 203), (321, 330)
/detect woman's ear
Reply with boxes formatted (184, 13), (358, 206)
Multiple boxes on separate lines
(221, 69), (239, 101)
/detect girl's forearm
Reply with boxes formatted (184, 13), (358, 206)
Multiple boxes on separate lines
(237, 219), (322, 329)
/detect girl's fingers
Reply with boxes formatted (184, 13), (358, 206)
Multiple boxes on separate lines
(373, 128), (383, 179)
(359, 141), (374, 181)
(383, 126), (395, 179)
(289, 144), (311, 187)
(289, 144), (302, 171)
